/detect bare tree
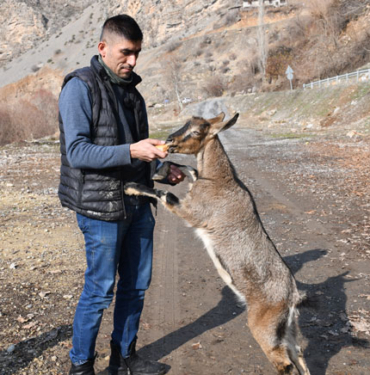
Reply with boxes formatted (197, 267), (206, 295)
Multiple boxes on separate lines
(257, 0), (268, 77)
(163, 54), (183, 112)
(302, 0), (345, 77)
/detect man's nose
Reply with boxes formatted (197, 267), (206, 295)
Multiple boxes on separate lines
(127, 54), (137, 67)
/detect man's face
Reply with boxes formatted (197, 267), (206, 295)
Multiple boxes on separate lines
(98, 34), (142, 79)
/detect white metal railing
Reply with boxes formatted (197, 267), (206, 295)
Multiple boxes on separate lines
(303, 68), (370, 89)
(243, 0), (287, 7)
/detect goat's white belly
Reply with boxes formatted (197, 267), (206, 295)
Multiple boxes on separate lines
(195, 228), (246, 305)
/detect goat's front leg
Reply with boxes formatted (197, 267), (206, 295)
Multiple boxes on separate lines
(124, 182), (180, 211)
(125, 183), (203, 227)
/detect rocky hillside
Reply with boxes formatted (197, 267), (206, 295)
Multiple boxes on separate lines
(0, 0), (238, 79)
(0, 0), (95, 65)
(1, 0), (370, 144)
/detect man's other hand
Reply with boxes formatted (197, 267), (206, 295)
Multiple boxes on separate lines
(167, 164), (185, 184)
(130, 139), (167, 162)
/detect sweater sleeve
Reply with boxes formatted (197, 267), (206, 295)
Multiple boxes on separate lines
(59, 77), (132, 169)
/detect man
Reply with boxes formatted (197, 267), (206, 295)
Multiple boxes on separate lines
(58, 14), (184, 375)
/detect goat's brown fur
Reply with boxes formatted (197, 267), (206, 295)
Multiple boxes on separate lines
(124, 113), (311, 374)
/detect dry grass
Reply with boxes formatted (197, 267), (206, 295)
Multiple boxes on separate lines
(0, 89), (58, 145)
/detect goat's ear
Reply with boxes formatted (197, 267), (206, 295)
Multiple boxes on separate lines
(208, 112), (226, 124)
(209, 113), (239, 137)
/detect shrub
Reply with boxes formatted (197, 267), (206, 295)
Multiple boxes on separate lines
(200, 36), (212, 48)
(0, 90), (58, 146)
(266, 46), (293, 80)
(167, 40), (181, 52)
(0, 105), (16, 145)
(203, 76), (227, 98)
(228, 56), (261, 93)
(225, 9), (240, 26)
(194, 48), (203, 57)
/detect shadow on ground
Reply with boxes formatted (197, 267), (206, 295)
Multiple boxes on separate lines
(0, 324), (72, 374)
(97, 248), (369, 375)
(137, 286), (245, 362)
(284, 248), (369, 375)
(97, 286), (244, 375)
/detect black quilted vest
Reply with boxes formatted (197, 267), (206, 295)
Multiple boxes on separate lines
(58, 55), (154, 221)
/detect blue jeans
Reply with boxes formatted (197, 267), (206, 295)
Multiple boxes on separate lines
(70, 203), (155, 365)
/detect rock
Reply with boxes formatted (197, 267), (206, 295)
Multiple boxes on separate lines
(7, 344), (15, 353)
(39, 291), (51, 298)
(346, 130), (365, 138)
(191, 342), (202, 350)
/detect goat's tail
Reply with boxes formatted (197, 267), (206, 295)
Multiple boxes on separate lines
(295, 291), (319, 311)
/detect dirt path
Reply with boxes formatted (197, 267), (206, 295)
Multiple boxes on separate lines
(1, 126), (369, 374)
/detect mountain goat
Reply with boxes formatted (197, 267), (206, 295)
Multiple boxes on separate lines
(124, 113), (311, 374)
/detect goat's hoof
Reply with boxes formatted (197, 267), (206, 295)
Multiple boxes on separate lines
(124, 182), (141, 196)
(163, 192), (179, 205)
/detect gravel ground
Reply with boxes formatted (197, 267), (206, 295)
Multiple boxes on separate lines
(0, 121), (369, 374)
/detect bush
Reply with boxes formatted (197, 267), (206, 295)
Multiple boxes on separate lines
(0, 90), (58, 146)
(228, 56), (261, 93)
(266, 46), (293, 80)
(200, 36), (212, 48)
(167, 40), (181, 52)
(203, 76), (227, 98)
(31, 65), (41, 73)
(194, 48), (203, 57)
(225, 9), (240, 26)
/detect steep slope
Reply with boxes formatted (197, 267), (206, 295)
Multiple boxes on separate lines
(0, 0), (95, 66)
(1, 0), (370, 145)
(0, 0), (295, 101)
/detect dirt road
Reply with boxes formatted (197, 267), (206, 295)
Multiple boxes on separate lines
(1, 125), (369, 374)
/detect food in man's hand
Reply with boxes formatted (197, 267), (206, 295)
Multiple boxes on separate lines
(155, 144), (170, 152)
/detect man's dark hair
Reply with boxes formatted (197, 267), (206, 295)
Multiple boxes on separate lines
(100, 14), (143, 42)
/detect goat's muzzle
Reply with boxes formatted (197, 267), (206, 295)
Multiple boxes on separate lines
(165, 137), (177, 153)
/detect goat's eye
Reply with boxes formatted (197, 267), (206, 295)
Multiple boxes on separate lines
(192, 131), (201, 136)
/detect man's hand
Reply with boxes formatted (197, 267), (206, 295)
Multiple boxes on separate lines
(130, 139), (167, 162)
(167, 164), (186, 184)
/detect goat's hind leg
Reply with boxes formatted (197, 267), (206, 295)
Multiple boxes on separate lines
(248, 305), (309, 375)
(285, 316), (310, 375)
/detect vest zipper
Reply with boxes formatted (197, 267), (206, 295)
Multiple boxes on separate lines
(78, 170), (85, 207)
(121, 178), (127, 220)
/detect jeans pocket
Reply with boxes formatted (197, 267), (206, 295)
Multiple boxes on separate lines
(76, 213), (89, 233)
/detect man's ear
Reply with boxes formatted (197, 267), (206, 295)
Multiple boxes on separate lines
(209, 113), (239, 137)
(98, 41), (107, 57)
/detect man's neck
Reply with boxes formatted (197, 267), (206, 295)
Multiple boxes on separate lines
(98, 54), (133, 86)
